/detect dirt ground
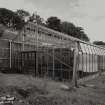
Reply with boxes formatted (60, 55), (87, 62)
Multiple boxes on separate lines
(0, 73), (105, 105)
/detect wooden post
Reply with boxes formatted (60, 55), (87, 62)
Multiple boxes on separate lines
(72, 42), (79, 87)
(9, 40), (12, 69)
(60, 48), (63, 80)
(22, 28), (25, 51)
(46, 48), (48, 77)
(35, 11), (39, 77)
(53, 47), (55, 79)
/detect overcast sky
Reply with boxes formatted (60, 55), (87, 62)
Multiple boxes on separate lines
(0, 0), (105, 42)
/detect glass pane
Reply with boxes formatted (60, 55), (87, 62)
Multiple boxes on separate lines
(101, 49), (104, 55)
(97, 48), (101, 55)
(93, 47), (97, 54)
(90, 46), (94, 54)
(84, 44), (89, 54)
(95, 47), (99, 55)
(92, 46), (97, 54)
(88, 45), (92, 54)
(80, 43), (86, 53)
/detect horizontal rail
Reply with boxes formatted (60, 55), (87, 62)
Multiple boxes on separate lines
(25, 22), (105, 50)
(0, 58), (9, 60)
(45, 52), (72, 69)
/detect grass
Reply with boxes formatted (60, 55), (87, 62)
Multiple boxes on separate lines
(0, 73), (105, 105)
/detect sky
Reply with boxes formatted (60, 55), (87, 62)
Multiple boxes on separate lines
(0, 0), (105, 42)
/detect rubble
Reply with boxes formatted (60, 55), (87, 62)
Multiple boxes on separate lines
(0, 95), (15, 105)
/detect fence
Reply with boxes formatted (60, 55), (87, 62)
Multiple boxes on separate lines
(1, 29), (105, 86)
(1, 39), (105, 83)
(10, 40), (74, 81)
(0, 39), (10, 71)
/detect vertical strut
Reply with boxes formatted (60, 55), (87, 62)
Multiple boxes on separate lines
(72, 42), (79, 87)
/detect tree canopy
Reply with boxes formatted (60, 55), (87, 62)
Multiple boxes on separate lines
(46, 17), (90, 41)
(0, 8), (25, 30)
(93, 41), (105, 45)
(46, 16), (61, 31)
(0, 24), (5, 37)
(15, 9), (30, 21)
(28, 13), (44, 25)
(0, 8), (90, 41)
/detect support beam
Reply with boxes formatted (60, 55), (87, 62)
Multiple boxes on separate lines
(72, 42), (79, 87)
(9, 40), (12, 69)
(52, 48), (55, 79)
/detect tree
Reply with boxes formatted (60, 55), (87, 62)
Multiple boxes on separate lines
(93, 41), (105, 45)
(61, 21), (90, 41)
(28, 13), (44, 25)
(0, 8), (25, 30)
(46, 16), (61, 31)
(0, 24), (5, 37)
(45, 18), (90, 41)
(75, 26), (90, 41)
(61, 21), (76, 36)
(15, 9), (30, 21)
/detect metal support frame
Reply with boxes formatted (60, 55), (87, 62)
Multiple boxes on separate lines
(9, 40), (12, 69)
(52, 47), (55, 79)
(72, 42), (79, 87)
(5, 19), (105, 84)
(35, 12), (39, 77)
(22, 29), (25, 51)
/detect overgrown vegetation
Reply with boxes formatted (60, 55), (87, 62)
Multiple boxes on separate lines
(0, 8), (90, 41)
(0, 24), (5, 37)
(93, 41), (105, 46)
(0, 73), (105, 105)
(0, 8), (25, 30)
